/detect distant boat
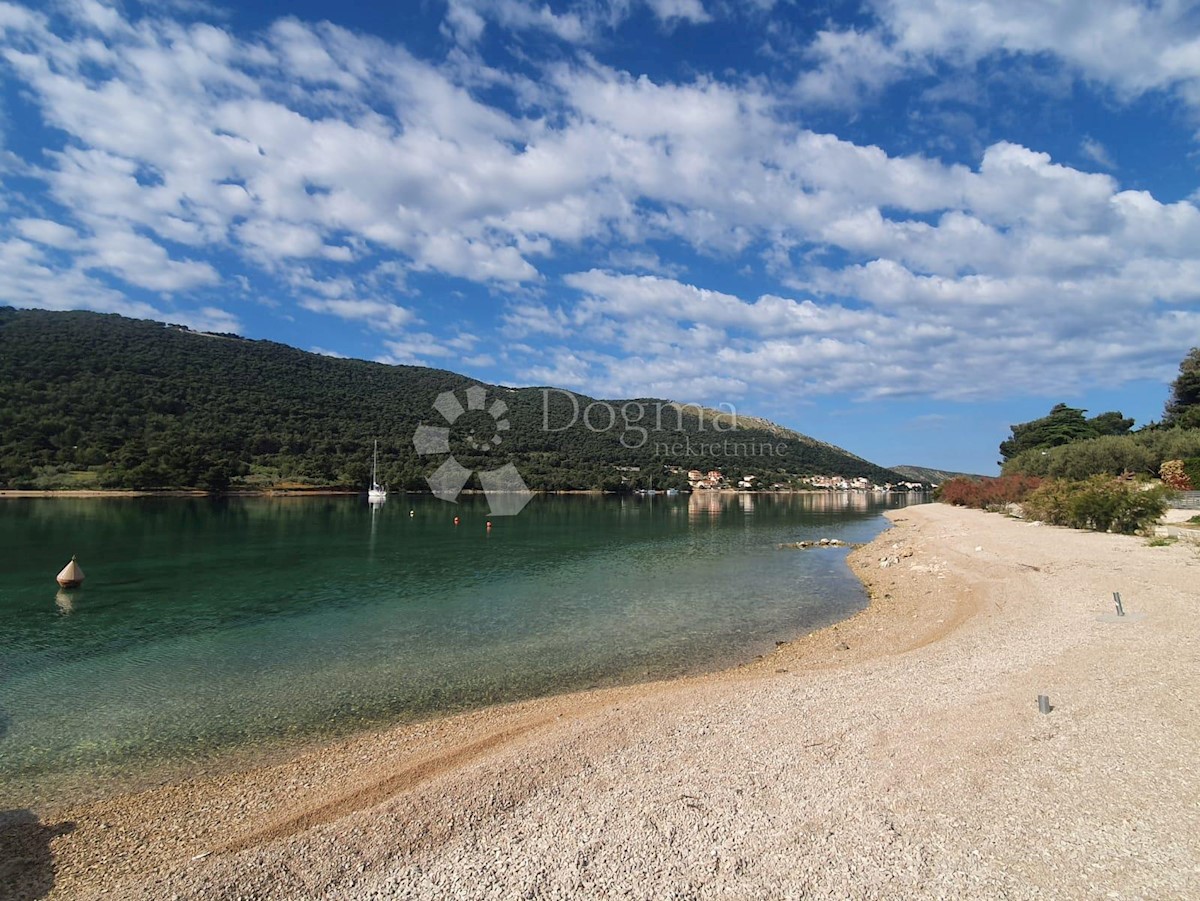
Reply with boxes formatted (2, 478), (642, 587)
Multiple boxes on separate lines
(56, 555), (84, 588)
(368, 439), (387, 503)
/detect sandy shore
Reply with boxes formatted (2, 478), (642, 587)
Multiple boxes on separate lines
(7, 504), (1199, 900)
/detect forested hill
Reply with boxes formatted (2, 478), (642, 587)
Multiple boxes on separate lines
(0, 308), (913, 492)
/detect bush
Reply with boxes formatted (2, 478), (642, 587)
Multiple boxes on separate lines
(1160, 459), (1193, 491)
(935, 474), (1042, 509)
(1022, 476), (1172, 534)
(1183, 457), (1200, 490)
(1003, 429), (1200, 481)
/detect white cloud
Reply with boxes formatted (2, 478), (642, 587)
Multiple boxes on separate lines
(644, 0), (711, 25)
(0, 237), (239, 331)
(378, 331), (480, 366)
(442, 0), (589, 45)
(549, 266), (1200, 402)
(299, 297), (413, 332)
(794, 28), (913, 106)
(440, 0), (712, 46)
(15, 218), (79, 248)
(798, 0), (1200, 117)
(502, 302), (574, 338)
(1080, 136), (1117, 170)
(0, 2), (1197, 408)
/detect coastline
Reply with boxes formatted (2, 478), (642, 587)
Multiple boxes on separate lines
(0, 487), (928, 499)
(16, 504), (1200, 899)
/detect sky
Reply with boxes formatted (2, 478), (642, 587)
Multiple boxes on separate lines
(2, 0), (1200, 474)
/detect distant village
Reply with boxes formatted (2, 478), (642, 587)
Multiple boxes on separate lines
(677, 468), (926, 492)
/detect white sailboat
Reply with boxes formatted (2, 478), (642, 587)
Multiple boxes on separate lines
(367, 439), (387, 503)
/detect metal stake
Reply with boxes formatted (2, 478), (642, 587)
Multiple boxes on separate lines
(1038, 695), (1051, 714)
(1113, 592), (1125, 616)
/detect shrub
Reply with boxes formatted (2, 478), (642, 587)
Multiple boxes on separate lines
(935, 474), (1042, 509)
(1002, 429), (1200, 481)
(1160, 459), (1193, 490)
(1023, 476), (1172, 534)
(1183, 457), (1200, 490)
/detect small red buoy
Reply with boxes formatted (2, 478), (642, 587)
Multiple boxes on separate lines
(486, 521), (492, 530)
(453, 516), (460, 525)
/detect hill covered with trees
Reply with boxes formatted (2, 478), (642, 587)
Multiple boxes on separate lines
(0, 308), (914, 492)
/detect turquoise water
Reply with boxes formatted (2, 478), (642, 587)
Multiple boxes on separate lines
(0, 492), (918, 805)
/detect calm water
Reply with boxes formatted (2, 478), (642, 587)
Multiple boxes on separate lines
(0, 492), (919, 805)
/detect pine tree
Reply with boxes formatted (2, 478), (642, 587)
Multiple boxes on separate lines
(1164, 347), (1200, 428)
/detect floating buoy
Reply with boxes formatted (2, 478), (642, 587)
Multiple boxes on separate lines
(409, 510), (415, 517)
(486, 521), (492, 530)
(453, 516), (460, 525)
(56, 555), (85, 589)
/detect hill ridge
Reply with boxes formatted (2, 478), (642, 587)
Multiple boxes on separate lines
(0, 307), (917, 492)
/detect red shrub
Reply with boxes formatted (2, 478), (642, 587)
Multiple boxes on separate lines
(936, 474), (1043, 509)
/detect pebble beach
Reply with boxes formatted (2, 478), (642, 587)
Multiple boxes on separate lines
(6, 503), (1199, 900)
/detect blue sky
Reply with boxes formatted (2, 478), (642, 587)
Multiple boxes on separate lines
(2, 0), (1199, 474)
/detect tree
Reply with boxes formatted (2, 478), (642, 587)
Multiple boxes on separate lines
(1164, 347), (1200, 429)
(999, 404), (1094, 462)
(1087, 411), (1134, 436)
(999, 404), (1136, 463)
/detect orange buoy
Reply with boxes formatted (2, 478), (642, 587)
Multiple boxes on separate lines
(56, 555), (85, 589)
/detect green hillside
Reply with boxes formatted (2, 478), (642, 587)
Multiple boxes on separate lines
(0, 308), (916, 492)
(891, 465), (987, 484)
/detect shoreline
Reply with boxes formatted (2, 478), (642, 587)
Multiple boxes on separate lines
(0, 487), (929, 499)
(2, 510), (891, 811)
(15, 504), (1200, 899)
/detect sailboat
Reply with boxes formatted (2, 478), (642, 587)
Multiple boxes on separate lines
(367, 439), (387, 503)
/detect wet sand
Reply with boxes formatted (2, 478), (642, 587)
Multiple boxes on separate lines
(15, 504), (1200, 899)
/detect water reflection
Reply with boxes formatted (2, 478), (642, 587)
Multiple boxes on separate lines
(684, 488), (926, 523)
(54, 590), (76, 616)
(368, 499), (383, 559)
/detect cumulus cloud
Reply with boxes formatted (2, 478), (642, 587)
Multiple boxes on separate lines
(553, 269), (1200, 402)
(0, 236), (239, 331)
(0, 0), (1196, 409)
(795, 28), (914, 106)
